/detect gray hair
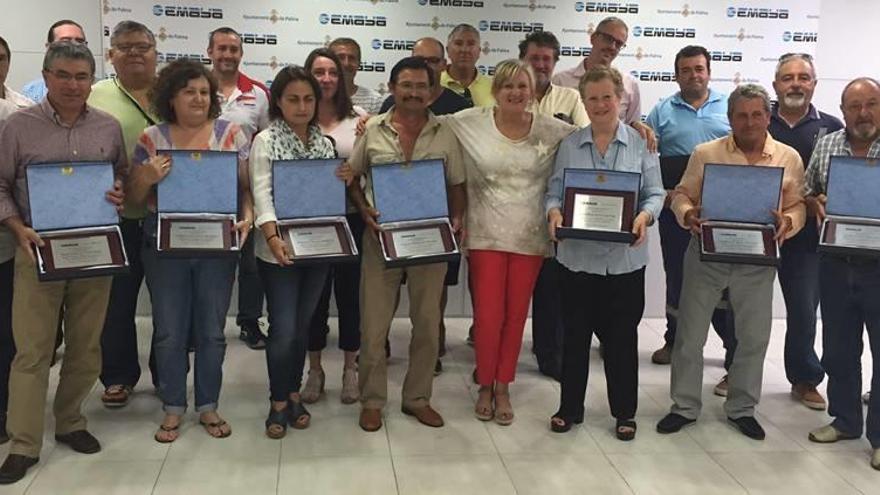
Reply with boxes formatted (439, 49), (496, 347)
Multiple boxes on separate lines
(595, 16), (628, 33)
(774, 53), (816, 81)
(42, 40), (95, 75)
(447, 23), (480, 43)
(728, 83), (771, 117)
(110, 20), (155, 46)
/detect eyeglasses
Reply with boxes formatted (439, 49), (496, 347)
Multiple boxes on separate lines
(396, 82), (431, 92)
(44, 69), (92, 84)
(114, 43), (155, 54)
(595, 31), (626, 50)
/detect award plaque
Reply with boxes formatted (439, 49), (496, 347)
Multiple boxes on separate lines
(699, 163), (783, 266)
(370, 159), (460, 268)
(26, 161), (128, 281)
(273, 158), (358, 264)
(557, 168), (639, 243)
(157, 150), (240, 256)
(819, 156), (880, 257)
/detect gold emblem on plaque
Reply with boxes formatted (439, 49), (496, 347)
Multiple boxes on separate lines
(191, 152), (202, 162)
(61, 166), (74, 176)
(596, 173), (607, 184)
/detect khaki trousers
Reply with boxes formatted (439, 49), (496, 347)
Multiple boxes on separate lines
(358, 231), (446, 410)
(7, 247), (112, 457)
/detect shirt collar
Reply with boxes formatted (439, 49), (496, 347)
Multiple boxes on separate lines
(236, 72), (254, 93)
(770, 101), (820, 126)
(670, 88), (724, 108)
(578, 122), (630, 148)
(39, 97), (89, 127)
(379, 106), (440, 134)
(724, 132), (776, 158)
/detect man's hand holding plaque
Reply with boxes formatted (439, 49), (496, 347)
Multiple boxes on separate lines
(819, 156), (880, 256)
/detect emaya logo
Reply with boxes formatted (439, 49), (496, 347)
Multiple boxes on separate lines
(319, 13), (387, 27)
(152, 5), (222, 18)
(783, 31), (818, 42)
(632, 26), (695, 38)
(417, 0), (485, 6)
(478, 20), (543, 33)
(629, 70), (676, 83)
(574, 2), (639, 14)
(708, 51), (743, 62)
(726, 7), (789, 19)
(372, 39), (416, 51)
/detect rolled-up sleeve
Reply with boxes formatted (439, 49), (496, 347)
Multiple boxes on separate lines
(670, 150), (704, 228)
(638, 151), (665, 222)
(249, 132), (276, 227)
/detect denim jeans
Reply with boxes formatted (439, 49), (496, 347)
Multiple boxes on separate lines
(142, 223), (236, 415)
(778, 220), (824, 386)
(237, 234), (265, 325)
(258, 260), (328, 402)
(658, 207), (737, 369)
(819, 254), (880, 447)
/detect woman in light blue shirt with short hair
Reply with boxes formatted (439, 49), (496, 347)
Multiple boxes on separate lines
(545, 66), (664, 440)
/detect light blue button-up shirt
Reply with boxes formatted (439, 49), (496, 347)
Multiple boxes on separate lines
(21, 78), (48, 103)
(645, 88), (730, 157)
(545, 123), (665, 275)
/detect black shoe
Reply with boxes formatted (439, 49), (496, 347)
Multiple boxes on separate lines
(385, 339), (391, 359)
(0, 454), (38, 484)
(727, 416), (765, 440)
(656, 413), (696, 434)
(433, 359), (443, 376)
(0, 415), (7, 445)
(54, 430), (101, 454)
(239, 321), (266, 350)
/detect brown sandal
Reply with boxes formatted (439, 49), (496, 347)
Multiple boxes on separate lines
(154, 423), (180, 443)
(200, 418), (232, 438)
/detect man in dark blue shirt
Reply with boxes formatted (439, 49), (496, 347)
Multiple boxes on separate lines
(379, 37), (471, 116)
(769, 53), (843, 411)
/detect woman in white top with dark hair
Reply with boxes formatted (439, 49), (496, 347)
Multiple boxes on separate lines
(444, 59), (575, 425)
(300, 48), (368, 405)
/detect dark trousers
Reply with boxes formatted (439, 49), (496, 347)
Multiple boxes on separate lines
(557, 265), (645, 421)
(0, 258), (14, 415)
(309, 213), (365, 353)
(658, 207), (737, 369)
(531, 257), (564, 368)
(260, 260), (328, 401)
(237, 233), (265, 325)
(819, 254), (880, 447)
(100, 218), (157, 388)
(778, 220), (824, 386)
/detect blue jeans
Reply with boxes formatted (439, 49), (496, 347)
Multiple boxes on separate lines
(658, 207), (737, 369)
(778, 220), (824, 386)
(258, 260), (328, 402)
(142, 226), (236, 415)
(819, 254), (880, 447)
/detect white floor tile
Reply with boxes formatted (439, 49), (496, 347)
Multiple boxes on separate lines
(711, 451), (861, 495)
(607, 452), (746, 495)
(394, 454), (516, 495)
(152, 458), (278, 495)
(278, 455), (397, 495)
(502, 453), (632, 495)
(25, 459), (162, 495)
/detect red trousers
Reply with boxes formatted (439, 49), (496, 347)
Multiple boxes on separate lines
(469, 249), (544, 385)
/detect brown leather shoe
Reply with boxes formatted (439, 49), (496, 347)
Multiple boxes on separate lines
(359, 408), (383, 432)
(402, 405), (444, 428)
(792, 383), (827, 410)
(651, 344), (672, 365)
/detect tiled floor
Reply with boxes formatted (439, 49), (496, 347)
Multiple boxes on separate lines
(1, 316), (877, 495)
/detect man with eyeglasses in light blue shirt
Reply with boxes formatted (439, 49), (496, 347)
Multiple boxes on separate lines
(20, 20), (88, 103)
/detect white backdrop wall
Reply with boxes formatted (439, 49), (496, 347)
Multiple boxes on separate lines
(0, 1), (843, 318)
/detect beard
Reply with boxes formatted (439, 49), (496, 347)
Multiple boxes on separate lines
(782, 93), (807, 108)
(852, 121), (878, 141)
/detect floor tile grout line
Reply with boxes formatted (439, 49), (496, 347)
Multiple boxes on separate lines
(704, 451), (753, 494)
(805, 449), (869, 495)
(149, 436), (171, 495)
(384, 420), (401, 495)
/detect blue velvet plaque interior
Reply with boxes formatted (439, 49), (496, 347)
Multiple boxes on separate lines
(26, 161), (117, 231)
(371, 159), (449, 224)
(826, 155), (880, 219)
(701, 163), (782, 224)
(272, 158), (345, 219)
(563, 168), (641, 194)
(158, 150), (238, 214)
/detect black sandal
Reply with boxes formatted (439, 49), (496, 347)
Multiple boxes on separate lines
(549, 413), (584, 433)
(265, 407), (288, 439)
(616, 419), (637, 441)
(288, 400), (311, 430)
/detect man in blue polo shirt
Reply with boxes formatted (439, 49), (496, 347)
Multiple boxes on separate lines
(646, 45), (737, 396)
(769, 53), (843, 411)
